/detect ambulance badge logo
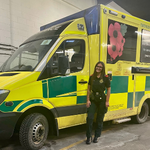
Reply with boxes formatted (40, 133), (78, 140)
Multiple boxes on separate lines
(100, 79), (103, 83)
(77, 24), (84, 31)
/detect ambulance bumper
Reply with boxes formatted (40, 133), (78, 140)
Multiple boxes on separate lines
(0, 112), (21, 140)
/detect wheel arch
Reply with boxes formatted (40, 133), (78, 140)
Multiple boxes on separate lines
(14, 106), (59, 136)
(137, 95), (150, 116)
(145, 99), (150, 116)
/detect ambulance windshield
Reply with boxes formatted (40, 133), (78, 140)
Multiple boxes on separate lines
(1, 37), (58, 72)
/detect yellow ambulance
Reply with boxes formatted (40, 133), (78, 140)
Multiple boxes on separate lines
(0, 4), (150, 150)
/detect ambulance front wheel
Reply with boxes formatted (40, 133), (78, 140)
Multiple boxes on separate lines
(132, 102), (149, 124)
(19, 113), (49, 150)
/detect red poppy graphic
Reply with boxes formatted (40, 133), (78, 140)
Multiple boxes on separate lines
(108, 43), (120, 60)
(108, 22), (122, 44)
(118, 38), (125, 56)
(108, 22), (126, 60)
(120, 38), (125, 51)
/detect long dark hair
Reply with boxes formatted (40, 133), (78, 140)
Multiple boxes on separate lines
(91, 61), (106, 85)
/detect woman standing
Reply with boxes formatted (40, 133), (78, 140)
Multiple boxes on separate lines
(86, 61), (111, 144)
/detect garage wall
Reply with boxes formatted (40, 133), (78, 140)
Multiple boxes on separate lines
(0, 0), (97, 47)
(0, 0), (96, 67)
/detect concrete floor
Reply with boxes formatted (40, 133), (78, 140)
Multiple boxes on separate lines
(0, 117), (150, 150)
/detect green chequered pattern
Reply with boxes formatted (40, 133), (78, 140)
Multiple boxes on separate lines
(127, 92), (133, 108)
(17, 99), (43, 111)
(145, 76), (150, 91)
(111, 76), (147, 108)
(41, 75), (150, 108)
(48, 76), (76, 98)
(77, 96), (87, 104)
(42, 80), (48, 98)
(135, 92), (144, 107)
(0, 100), (23, 112)
(111, 76), (128, 93)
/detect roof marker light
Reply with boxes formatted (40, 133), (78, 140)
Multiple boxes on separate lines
(103, 8), (107, 14)
(109, 10), (118, 16)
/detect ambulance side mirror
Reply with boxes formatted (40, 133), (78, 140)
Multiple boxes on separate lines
(58, 56), (70, 76)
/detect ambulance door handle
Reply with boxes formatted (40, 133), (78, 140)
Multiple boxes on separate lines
(132, 75), (134, 80)
(78, 80), (87, 84)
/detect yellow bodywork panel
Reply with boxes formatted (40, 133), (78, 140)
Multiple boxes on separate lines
(88, 34), (100, 75)
(60, 18), (87, 36)
(135, 76), (146, 92)
(49, 96), (76, 107)
(0, 72), (40, 90)
(128, 76), (134, 93)
(58, 114), (87, 129)
(108, 93), (128, 111)
(76, 75), (88, 96)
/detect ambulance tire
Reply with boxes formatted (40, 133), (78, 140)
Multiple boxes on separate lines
(132, 102), (149, 124)
(19, 113), (49, 150)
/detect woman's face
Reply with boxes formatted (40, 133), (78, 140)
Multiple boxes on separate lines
(95, 63), (103, 73)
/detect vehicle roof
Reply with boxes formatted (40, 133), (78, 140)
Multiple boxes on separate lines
(40, 5), (100, 35)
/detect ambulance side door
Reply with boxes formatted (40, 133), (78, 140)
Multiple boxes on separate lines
(42, 36), (89, 128)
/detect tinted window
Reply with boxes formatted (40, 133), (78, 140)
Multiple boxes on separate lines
(50, 39), (85, 75)
(107, 20), (137, 64)
(140, 30), (150, 63)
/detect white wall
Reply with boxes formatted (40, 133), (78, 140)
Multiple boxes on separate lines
(62, 0), (96, 10)
(10, 0), (80, 47)
(0, 0), (97, 67)
(0, 0), (12, 66)
(0, 0), (11, 45)
(0, 0), (97, 47)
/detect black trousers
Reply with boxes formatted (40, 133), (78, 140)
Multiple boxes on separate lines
(86, 101), (105, 138)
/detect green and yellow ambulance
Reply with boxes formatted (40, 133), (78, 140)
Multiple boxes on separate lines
(0, 4), (150, 150)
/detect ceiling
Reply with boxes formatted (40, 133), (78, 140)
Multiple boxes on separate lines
(97, 0), (150, 22)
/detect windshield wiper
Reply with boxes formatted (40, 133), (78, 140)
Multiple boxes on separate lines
(5, 69), (32, 72)
(4, 69), (20, 72)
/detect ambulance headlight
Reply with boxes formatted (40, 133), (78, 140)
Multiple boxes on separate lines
(0, 90), (10, 104)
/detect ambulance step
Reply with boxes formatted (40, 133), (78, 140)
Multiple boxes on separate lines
(113, 117), (131, 124)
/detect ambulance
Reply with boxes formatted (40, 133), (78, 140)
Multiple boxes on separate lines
(0, 4), (150, 150)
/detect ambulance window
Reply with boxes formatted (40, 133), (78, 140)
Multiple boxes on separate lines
(140, 30), (150, 63)
(50, 39), (85, 75)
(107, 19), (137, 64)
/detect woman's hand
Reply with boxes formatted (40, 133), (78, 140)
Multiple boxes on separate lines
(86, 100), (91, 108)
(105, 101), (109, 107)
